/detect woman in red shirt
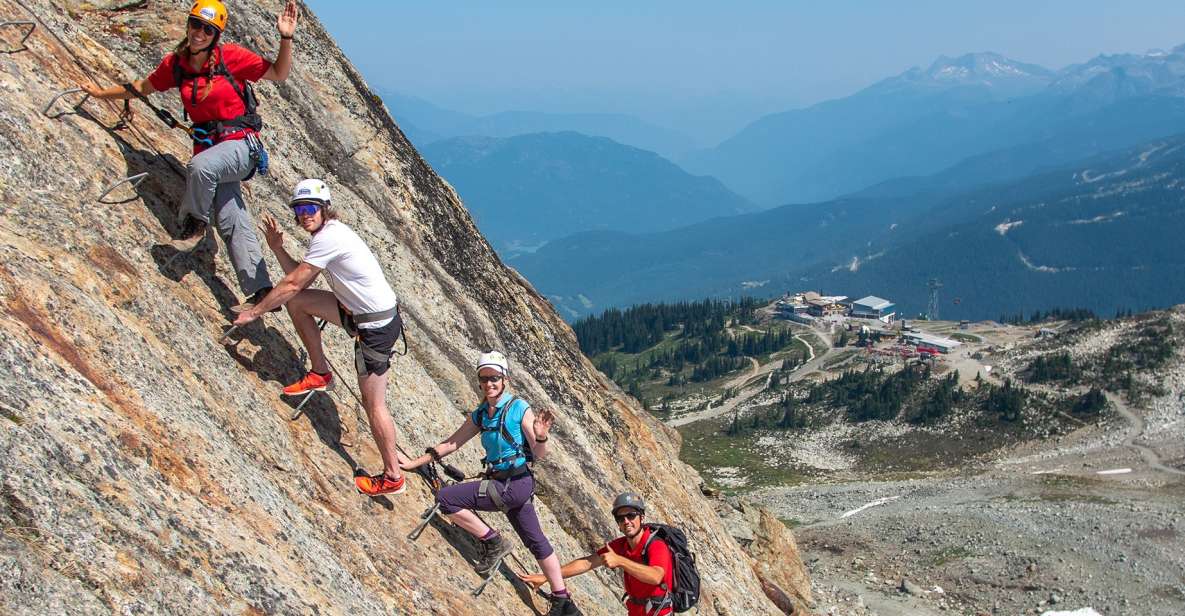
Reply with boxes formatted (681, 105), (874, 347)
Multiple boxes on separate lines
(82, 0), (298, 311)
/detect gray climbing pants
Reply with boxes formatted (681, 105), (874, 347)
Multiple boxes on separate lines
(180, 138), (271, 296)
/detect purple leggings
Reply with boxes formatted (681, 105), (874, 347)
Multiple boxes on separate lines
(436, 472), (554, 561)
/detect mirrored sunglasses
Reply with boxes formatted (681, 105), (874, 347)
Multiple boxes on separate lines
(290, 202), (322, 217)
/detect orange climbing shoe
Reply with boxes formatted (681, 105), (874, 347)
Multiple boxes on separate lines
(282, 371), (332, 395)
(354, 469), (406, 496)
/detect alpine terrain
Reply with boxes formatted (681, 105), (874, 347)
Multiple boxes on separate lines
(0, 1), (807, 614)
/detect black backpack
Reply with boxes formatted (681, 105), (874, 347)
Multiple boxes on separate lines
(641, 523), (701, 613)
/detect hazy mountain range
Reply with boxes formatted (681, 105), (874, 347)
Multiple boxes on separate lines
(682, 46), (1185, 206)
(421, 132), (753, 254)
(808, 134), (1185, 319)
(380, 91), (698, 159)
(502, 45), (1185, 319)
(513, 131), (1185, 321)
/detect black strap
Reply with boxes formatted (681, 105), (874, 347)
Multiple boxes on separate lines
(482, 464), (529, 481)
(171, 46), (262, 134)
(393, 304), (409, 356)
(474, 396), (529, 469)
(120, 82), (180, 129)
(639, 530), (673, 612)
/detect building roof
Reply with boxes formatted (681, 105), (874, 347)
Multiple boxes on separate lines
(853, 296), (894, 311)
(904, 332), (961, 348)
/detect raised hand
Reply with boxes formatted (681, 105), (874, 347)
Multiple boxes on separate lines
(533, 408), (555, 440)
(258, 213), (284, 251)
(277, 0), (298, 38)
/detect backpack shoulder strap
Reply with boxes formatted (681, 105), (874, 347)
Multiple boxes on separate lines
(640, 525), (659, 564)
(640, 525), (673, 595)
(496, 396), (522, 448)
(171, 52), (183, 90)
(211, 45), (256, 113)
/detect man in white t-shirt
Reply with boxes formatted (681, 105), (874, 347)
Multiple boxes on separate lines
(234, 179), (409, 496)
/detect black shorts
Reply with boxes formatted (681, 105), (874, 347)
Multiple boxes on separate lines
(338, 303), (402, 377)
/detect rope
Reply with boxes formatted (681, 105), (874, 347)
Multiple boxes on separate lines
(12, 0), (186, 179)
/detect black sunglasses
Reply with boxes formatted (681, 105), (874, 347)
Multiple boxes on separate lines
(614, 511), (641, 523)
(478, 375), (504, 384)
(187, 17), (219, 36)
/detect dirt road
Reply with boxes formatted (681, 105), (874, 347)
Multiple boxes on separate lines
(667, 336), (831, 428)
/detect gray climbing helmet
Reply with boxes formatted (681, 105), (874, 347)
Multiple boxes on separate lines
(612, 492), (646, 515)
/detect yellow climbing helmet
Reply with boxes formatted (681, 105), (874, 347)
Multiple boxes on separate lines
(188, 0), (228, 32)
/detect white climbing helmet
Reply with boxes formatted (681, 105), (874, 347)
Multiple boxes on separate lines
(476, 350), (509, 375)
(290, 178), (331, 205)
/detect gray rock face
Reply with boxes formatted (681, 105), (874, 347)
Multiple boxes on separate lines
(0, 1), (799, 614)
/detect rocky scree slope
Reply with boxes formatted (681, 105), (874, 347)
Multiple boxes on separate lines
(0, 1), (806, 614)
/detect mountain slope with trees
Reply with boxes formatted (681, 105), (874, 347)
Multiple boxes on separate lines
(515, 132), (1185, 320)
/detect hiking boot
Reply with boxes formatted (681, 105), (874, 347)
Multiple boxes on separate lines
(544, 593), (582, 616)
(353, 469), (406, 496)
(282, 371), (333, 396)
(230, 287), (281, 314)
(173, 215), (208, 251)
(473, 533), (513, 575)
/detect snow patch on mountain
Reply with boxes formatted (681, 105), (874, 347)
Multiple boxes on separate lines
(1018, 250), (1073, 273)
(995, 220), (1024, 236)
(1069, 211), (1126, 225)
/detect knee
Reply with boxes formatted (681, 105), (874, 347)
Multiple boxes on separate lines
(285, 291), (312, 314)
(436, 491), (461, 514)
(187, 154), (219, 182)
(527, 538), (554, 561)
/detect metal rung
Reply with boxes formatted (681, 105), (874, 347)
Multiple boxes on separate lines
(289, 390), (317, 420)
(96, 171), (148, 203)
(407, 502), (441, 541)
(0, 20), (35, 50)
(472, 561), (504, 597)
(218, 324), (240, 345)
(43, 87), (89, 117)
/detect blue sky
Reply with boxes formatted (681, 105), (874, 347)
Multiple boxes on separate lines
(306, 1), (1185, 140)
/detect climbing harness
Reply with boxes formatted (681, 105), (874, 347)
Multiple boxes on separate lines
(171, 45), (263, 131)
(341, 304), (402, 375)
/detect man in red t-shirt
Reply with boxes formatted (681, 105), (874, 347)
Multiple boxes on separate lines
(520, 492), (674, 616)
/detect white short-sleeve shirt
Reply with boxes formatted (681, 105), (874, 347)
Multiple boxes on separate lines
(303, 220), (398, 328)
